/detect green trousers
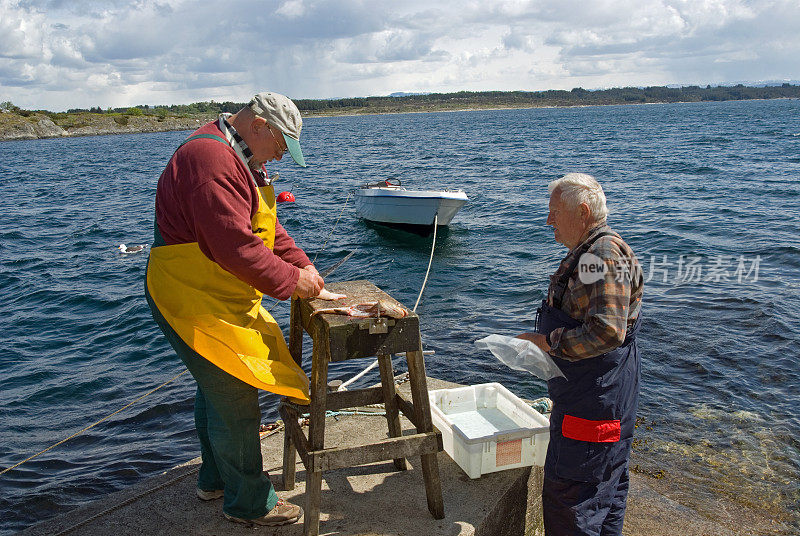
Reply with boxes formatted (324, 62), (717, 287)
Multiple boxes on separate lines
(146, 288), (279, 519)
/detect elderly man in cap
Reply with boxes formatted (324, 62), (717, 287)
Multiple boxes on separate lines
(517, 173), (643, 535)
(146, 92), (323, 526)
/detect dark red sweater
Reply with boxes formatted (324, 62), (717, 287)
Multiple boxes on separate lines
(155, 121), (310, 300)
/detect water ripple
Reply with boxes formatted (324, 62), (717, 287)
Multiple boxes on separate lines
(1, 100), (799, 532)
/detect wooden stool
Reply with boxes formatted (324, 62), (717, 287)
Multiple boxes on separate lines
(279, 280), (445, 536)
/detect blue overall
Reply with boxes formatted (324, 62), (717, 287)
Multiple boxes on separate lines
(536, 241), (641, 535)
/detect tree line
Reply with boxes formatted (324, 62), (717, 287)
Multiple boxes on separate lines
(293, 84), (800, 111)
(2, 84), (798, 117)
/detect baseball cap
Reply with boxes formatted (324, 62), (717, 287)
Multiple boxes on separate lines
(248, 92), (307, 167)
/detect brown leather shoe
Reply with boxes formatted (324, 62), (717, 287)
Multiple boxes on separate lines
(224, 499), (303, 526)
(196, 488), (224, 501)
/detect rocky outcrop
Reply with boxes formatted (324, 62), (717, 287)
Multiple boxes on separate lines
(64, 116), (207, 137)
(33, 118), (68, 138)
(0, 119), (38, 141)
(0, 113), (214, 141)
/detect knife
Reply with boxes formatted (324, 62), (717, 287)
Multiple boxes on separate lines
(320, 251), (354, 279)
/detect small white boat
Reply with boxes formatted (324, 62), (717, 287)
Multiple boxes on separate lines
(355, 180), (468, 229)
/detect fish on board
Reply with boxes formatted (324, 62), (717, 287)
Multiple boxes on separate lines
(311, 299), (408, 319)
(317, 288), (347, 300)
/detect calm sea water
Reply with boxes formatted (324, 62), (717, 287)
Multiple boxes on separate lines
(1, 100), (798, 533)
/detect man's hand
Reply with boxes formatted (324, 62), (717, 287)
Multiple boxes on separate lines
(516, 332), (551, 353)
(294, 268), (324, 298)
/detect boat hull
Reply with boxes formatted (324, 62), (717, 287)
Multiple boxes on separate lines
(355, 188), (468, 226)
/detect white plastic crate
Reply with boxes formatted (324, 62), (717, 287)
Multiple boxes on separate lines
(429, 382), (550, 479)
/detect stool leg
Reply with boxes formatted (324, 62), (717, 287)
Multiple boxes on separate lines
(406, 349), (445, 520)
(378, 353), (407, 471)
(285, 298), (303, 491)
(289, 297), (303, 367)
(280, 403), (297, 490)
(304, 337), (329, 536)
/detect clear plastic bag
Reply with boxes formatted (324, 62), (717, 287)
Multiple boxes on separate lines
(475, 334), (566, 381)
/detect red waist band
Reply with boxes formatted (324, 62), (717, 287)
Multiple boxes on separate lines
(562, 414), (621, 443)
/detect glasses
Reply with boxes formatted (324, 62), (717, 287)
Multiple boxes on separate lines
(268, 125), (288, 155)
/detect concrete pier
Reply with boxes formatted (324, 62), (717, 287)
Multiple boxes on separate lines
(21, 378), (788, 536)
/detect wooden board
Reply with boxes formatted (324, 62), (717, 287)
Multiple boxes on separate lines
(297, 280), (422, 362)
(310, 431), (441, 473)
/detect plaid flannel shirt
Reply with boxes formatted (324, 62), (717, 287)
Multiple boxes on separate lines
(547, 223), (643, 361)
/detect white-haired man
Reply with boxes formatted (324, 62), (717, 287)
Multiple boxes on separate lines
(518, 173), (643, 535)
(146, 92), (324, 526)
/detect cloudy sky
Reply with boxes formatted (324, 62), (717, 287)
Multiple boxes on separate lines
(1, 0), (798, 111)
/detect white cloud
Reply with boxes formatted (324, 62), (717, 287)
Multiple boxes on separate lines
(276, 0), (305, 18)
(0, 0), (797, 111)
(0, 3), (48, 60)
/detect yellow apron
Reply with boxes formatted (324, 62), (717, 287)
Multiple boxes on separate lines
(146, 181), (310, 403)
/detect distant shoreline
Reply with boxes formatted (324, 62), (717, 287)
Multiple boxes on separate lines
(1, 95), (798, 142)
(302, 96), (799, 119)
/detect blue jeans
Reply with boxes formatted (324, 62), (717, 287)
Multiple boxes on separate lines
(146, 289), (279, 519)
